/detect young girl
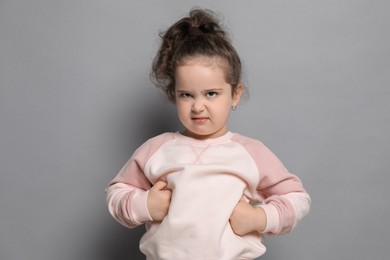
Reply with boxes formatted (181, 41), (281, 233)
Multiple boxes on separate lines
(106, 9), (310, 260)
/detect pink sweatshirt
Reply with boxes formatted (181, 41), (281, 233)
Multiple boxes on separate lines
(106, 131), (310, 260)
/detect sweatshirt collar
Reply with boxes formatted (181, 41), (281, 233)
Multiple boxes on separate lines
(173, 131), (233, 145)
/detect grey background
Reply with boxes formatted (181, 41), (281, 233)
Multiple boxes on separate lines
(1, 0), (389, 259)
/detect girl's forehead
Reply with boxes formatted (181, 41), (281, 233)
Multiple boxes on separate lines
(177, 56), (230, 80)
(179, 55), (227, 69)
(175, 58), (231, 91)
(175, 59), (227, 79)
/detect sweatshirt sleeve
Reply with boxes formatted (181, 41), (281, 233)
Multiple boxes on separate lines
(106, 156), (153, 228)
(106, 133), (173, 228)
(237, 136), (311, 235)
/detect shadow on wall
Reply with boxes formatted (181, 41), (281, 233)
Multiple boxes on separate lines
(141, 100), (179, 138)
(98, 91), (179, 260)
(127, 89), (180, 143)
(99, 223), (146, 260)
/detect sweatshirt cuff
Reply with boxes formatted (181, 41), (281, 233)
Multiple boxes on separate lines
(259, 203), (280, 234)
(132, 190), (153, 223)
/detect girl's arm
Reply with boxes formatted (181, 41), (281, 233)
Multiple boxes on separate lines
(106, 134), (174, 228)
(106, 158), (153, 228)
(106, 183), (151, 228)
(254, 148), (311, 235)
(230, 190), (310, 236)
(233, 136), (311, 236)
(106, 178), (171, 227)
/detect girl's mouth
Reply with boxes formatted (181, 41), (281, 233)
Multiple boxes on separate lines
(192, 117), (209, 123)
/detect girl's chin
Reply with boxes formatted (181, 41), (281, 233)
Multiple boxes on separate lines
(182, 129), (210, 139)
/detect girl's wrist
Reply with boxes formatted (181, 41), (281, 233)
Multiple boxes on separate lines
(254, 206), (267, 233)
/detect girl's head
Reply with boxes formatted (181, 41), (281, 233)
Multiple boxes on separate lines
(151, 9), (244, 139)
(151, 8), (243, 102)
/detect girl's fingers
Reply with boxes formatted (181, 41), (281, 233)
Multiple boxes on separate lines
(153, 180), (168, 190)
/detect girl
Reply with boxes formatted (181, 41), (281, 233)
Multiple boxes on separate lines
(106, 9), (310, 260)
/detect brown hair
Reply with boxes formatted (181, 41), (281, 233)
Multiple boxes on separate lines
(151, 9), (243, 102)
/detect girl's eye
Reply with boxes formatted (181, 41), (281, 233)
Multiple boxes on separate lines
(206, 92), (218, 98)
(180, 93), (192, 98)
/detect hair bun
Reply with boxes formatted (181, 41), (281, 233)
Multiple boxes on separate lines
(198, 22), (216, 33)
(152, 8), (241, 102)
(187, 26), (204, 37)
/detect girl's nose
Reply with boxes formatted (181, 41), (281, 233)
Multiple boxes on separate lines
(191, 99), (205, 113)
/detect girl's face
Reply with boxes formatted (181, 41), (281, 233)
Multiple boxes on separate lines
(174, 58), (242, 140)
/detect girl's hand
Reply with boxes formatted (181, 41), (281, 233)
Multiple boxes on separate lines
(147, 180), (172, 222)
(229, 197), (266, 236)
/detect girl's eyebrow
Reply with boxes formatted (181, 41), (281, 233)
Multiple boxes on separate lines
(176, 88), (224, 95)
(202, 88), (223, 93)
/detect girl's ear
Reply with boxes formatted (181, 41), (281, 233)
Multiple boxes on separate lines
(232, 83), (244, 107)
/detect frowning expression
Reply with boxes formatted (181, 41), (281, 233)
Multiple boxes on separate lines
(174, 58), (242, 140)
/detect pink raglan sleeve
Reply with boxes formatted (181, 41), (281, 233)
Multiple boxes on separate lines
(237, 136), (311, 235)
(105, 133), (173, 228)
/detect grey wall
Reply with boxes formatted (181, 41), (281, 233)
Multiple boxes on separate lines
(1, 1), (389, 259)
